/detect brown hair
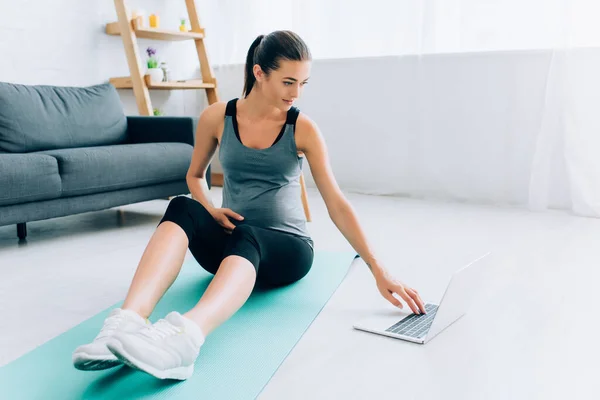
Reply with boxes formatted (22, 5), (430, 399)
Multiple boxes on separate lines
(243, 30), (311, 97)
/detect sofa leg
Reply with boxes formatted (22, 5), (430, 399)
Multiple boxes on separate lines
(17, 223), (27, 239)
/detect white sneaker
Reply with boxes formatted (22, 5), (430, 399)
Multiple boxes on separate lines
(72, 308), (149, 371)
(106, 311), (205, 380)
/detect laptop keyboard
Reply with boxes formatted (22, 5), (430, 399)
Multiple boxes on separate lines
(385, 304), (439, 338)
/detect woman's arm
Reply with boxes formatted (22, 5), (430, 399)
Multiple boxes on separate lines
(186, 102), (226, 212)
(295, 115), (384, 277)
(296, 115), (426, 314)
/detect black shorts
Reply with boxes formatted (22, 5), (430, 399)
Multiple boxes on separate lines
(158, 196), (314, 287)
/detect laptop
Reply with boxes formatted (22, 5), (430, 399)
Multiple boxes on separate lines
(353, 252), (491, 344)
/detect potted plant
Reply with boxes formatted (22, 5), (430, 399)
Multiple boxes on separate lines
(179, 18), (188, 32)
(146, 47), (163, 83)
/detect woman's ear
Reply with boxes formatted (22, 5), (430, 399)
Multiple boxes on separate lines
(253, 64), (264, 82)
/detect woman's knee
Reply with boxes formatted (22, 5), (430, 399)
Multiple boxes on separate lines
(165, 196), (193, 214)
(259, 267), (311, 287)
(259, 250), (314, 287)
(159, 196), (196, 241)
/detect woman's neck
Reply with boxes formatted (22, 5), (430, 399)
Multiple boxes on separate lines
(240, 90), (284, 121)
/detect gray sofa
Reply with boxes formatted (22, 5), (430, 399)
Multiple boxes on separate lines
(0, 81), (210, 239)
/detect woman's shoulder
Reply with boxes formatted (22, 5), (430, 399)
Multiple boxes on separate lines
(295, 112), (319, 135)
(201, 101), (228, 116)
(294, 112), (323, 153)
(196, 102), (229, 140)
(198, 100), (233, 125)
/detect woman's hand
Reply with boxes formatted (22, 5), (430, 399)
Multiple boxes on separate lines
(207, 207), (244, 234)
(374, 269), (427, 315)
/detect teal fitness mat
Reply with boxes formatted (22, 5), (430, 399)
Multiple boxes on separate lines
(0, 251), (357, 400)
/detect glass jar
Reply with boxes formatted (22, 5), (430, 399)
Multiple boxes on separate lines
(160, 62), (170, 82)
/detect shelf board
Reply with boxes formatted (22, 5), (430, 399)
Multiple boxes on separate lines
(110, 75), (215, 90)
(105, 18), (205, 41)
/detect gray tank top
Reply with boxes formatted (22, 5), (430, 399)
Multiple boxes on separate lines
(219, 98), (312, 245)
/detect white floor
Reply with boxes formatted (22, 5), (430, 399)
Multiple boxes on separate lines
(1, 187), (599, 399)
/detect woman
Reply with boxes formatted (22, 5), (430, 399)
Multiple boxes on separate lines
(72, 30), (426, 380)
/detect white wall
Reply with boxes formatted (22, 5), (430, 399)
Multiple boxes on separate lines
(0, 0), (205, 117)
(207, 51), (575, 210)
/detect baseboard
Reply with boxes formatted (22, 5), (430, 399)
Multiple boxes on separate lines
(211, 173), (223, 187)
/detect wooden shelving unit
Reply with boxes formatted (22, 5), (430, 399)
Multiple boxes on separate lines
(106, 0), (219, 115)
(105, 18), (205, 41)
(109, 75), (216, 90)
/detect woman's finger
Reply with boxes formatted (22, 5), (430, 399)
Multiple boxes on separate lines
(407, 288), (427, 314)
(383, 291), (403, 308)
(225, 208), (244, 221)
(396, 287), (420, 314)
(219, 217), (236, 231)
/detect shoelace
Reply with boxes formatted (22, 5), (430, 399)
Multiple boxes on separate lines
(95, 313), (126, 340)
(138, 319), (182, 341)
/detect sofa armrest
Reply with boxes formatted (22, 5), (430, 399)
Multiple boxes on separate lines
(126, 116), (198, 146)
(126, 116), (212, 189)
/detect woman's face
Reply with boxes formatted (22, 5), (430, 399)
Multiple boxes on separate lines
(254, 60), (311, 111)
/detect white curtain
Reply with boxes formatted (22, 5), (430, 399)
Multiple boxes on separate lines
(199, 0), (600, 217)
(528, 1), (600, 217)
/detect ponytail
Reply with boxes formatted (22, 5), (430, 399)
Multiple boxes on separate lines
(242, 31), (311, 98)
(243, 35), (265, 98)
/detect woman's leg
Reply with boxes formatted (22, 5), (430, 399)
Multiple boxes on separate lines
(184, 255), (256, 335)
(120, 221), (189, 318)
(73, 196), (226, 371)
(104, 225), (314, 380)
(184, 225), (314, 335)
(122, 196), (228, 318)
(253, 230), (314, 287)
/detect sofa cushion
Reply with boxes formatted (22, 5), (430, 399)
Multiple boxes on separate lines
(0, 82), (127, 153)
(36, 142), (193, 197)
(0, 154), (62, 206)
